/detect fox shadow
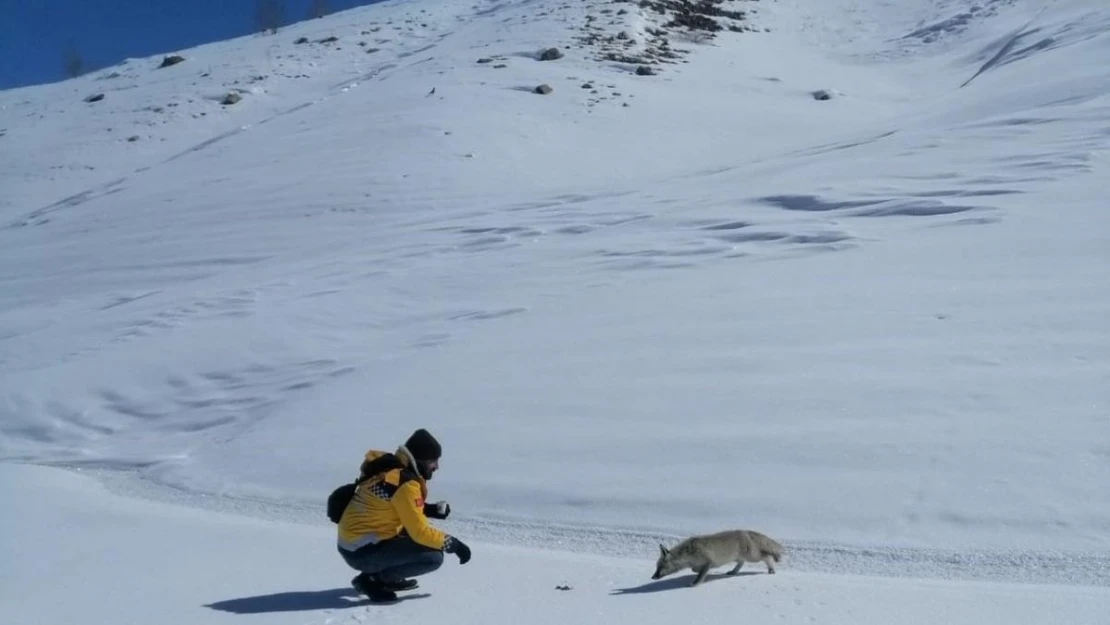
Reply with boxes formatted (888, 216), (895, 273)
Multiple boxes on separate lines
(611, 571), (762, 595)
(204, 587), (430, 614)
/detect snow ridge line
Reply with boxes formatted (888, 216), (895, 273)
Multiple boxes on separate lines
(960, 1), (1051, 88)
(72, 464), (1110, 589)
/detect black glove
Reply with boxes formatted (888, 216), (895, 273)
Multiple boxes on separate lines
(444, 536), (471, 565)
(424, 500), (451, 520)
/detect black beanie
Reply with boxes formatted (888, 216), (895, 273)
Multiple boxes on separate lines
(405, 428), (442, 462)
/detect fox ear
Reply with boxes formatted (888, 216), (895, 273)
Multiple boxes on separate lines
(659, 544), (669, 556)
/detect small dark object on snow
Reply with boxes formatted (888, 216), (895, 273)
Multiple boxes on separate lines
(538, 47), (564, 61)
(127, 135), (140, 142)
(534, 83), (554, 94)
(84, 93), (105, 103)
(812, 89), (834, 101)
(477, 57), (493, 64)
(294, 37), (309, 44)
(636, 65), (656, 76)
(318, 36), (339, 43)
(555, 584), (572, 591)
(221, 92), (242, 106)
(494, 64), (508, 68)
(159, 55), (185, 68)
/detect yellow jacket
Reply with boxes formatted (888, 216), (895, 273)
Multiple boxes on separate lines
(337, 447), (447, 552)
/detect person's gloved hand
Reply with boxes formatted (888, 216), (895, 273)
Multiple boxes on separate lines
(424, 500), (451, 519)
(444, 536), (471, 564)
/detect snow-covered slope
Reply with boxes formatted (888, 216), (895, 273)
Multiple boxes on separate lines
(5, 463), (1110, 625)
(2, 0), (1110, 619)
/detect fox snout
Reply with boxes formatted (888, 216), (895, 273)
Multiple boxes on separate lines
(651, 569), (662, 580)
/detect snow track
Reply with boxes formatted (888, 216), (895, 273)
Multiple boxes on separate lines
(83, 466), (1110, 588)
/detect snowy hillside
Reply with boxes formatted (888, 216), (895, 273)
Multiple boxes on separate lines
(2, 0), (1110, 622)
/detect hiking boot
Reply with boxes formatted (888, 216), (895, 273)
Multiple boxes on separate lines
(351, 574), (398, 603)
(377, 576), (418, 591)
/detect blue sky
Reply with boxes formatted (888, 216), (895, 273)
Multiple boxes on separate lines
(0, 0), (381, 91)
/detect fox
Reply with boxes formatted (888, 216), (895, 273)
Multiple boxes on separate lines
(652, 529), (784, 587)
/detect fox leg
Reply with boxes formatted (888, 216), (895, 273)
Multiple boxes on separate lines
(762, 555), (776, 574)
(691, 564), (711, 586)
(727, 561), (743, 575)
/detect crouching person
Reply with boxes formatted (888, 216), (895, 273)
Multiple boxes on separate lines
(337, 428), (471, 602)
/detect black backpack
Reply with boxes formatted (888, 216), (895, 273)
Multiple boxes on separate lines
(327, 453), (404, 523)
(327, 477), (368, 523)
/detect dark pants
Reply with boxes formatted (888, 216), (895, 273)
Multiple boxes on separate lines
(338, 535), (444, 584)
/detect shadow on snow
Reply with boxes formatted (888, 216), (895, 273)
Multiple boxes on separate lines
(204, 587), (430, 613)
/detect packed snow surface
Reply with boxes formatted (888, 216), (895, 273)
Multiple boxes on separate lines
(4, 464), (1110, 625)
(1, 0), (1109, 621)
